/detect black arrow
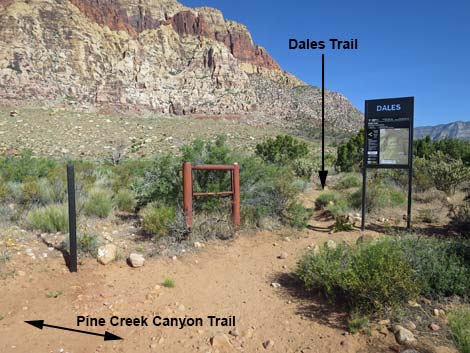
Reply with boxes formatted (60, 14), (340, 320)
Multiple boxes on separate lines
(318, 53), (328, 189)
(25, 320), (122, 341)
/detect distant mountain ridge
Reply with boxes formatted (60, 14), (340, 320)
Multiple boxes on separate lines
(0, 0), (363, 131)
(414, 121), (470, 141)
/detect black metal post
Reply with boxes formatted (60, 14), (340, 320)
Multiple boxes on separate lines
(407, 99), (414, 229)
(361, 101), (368, 231)
(67, 163), (77, 273)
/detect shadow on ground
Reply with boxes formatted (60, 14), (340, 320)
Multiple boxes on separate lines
(271, 271), (350, 331)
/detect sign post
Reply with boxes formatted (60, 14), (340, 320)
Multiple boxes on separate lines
(361, 97), (414, 230)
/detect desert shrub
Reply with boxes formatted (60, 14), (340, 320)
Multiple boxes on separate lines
(349, 183), (406, 213)
(415, 136), (470, 165)
(332, 215), (354, 232)
(181, 136), (235, 212)
(315, 191), (344, 209)
(0, 150), (58, 183)
(292, 158), (318, 179)
(450, 203), (470, 236)
(133, 154), (181, 207)
(115, 189), (136, 212)
(448, 305), (470, 353)
(398, 237), (470, 298)
(413, 188), (447, 203)
(336, 130), (364, 172)
(297, 238), (421, 312)
(417, 208), (439, 223)
(336, 173), (360, 189)
(77, 233), (101, 256)
(255, 134), (309, 165)
(141, 203), (176, 238)
(83, 188), (113, 218)
(348, 313), (370, 334)
(284, 202), (313, 229)
(428, 152), (470, 195)
(192, 212), (235, 240)
(326, 198), (349, 217)
(239, 156), (299, 225)
(27, 204), (68, 233)
(168, 209), (190, 241)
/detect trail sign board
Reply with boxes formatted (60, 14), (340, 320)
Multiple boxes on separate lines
(365, 97), (414, 168)
(362, 97), (414, 230)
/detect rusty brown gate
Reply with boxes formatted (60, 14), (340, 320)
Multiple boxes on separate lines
(182, 162), (240, 228)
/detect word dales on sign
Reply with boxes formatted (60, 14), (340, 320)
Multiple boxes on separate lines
(361, 97), (414, 230)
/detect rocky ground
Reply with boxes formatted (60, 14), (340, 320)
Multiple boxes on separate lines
(0, 106), (298, 159)
(0, 186), (459, 353)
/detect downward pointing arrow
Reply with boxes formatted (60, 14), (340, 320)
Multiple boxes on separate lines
(318, 54), (328, 189)
(25, 320), (123, 341)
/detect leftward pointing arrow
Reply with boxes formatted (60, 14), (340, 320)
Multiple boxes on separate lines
(25, 320), (123, 341)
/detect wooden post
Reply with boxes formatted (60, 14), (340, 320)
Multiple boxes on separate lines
(232, 163), (240, 226)
(183, 162), (193, 228)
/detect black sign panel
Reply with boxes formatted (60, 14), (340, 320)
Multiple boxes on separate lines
(364, 97), (414, 168)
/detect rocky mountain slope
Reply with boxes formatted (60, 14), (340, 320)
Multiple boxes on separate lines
(0, 0), (362, 131)
(415, 121), (470, 140)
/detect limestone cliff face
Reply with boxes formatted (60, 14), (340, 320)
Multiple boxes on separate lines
(0, 0), (362, 130)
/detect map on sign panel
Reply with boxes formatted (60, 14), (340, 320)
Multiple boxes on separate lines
(379, 128), (409, 165)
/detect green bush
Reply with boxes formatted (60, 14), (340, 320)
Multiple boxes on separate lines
(292, 158), (318, 179)
(141, 203), (176, 238)
(77, 233), (101, 256)
(115, 189), (136, 212)
(332, 215), (354, 232)
(297, 238), (421, 312)
(133, 154), (181, 207)
(315, 191), (344, 209)
(428, 152), (470, 195)
(255, 135), (309, 165)
(284, 202), (313, 229)
(349, 183), (406, 213)
(27, 204), (68, 233)
(0, 150), (58, 183)
(336, 130), (364, 172)
(398, 237), (470, 298)
(83, 188), (113, 218)
(449, 305), (470, 353)
(336, 174), (360, 189)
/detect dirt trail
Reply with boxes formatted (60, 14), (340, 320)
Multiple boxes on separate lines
(0, 187), (435, 353)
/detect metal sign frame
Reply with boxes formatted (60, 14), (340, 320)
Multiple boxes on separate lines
(361, 97), (414, 230)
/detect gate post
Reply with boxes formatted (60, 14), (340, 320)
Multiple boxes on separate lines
(232, 163), (240, 226)
(183, 162), (193, 228)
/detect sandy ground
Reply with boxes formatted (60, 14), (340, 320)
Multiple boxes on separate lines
(0, 188), (458, 353)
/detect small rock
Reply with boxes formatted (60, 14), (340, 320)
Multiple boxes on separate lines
(177, 304), (185, 312)
(429, 323), (441, 331)
(194, 242), (203, 248)
(128, 253), (145, 267)
(271, 282), (281, 288)
(210, 333), (232, 349)
(434, 308), (440, 317)
(325, 240), (336, 249)
(378, 319), (390, 326)
(407, 300), (421, 307)
(97, 244), (117, 265)
(229, 328), (240, 337)
(404, 321), (417, 330)
(262, 340), (274, 349)
(278, 252), (288, 259)
(17, 270), (26, 277)
(393, 325), (416, 345)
